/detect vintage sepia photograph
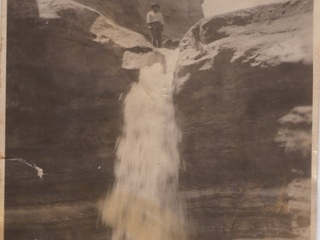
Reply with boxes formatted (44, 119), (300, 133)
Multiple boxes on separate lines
(2, 0), (317, 239)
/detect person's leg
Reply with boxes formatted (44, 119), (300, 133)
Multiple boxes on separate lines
(155, 27), (162, 48)
(150, 28), (157, 47)
(158, 28), (162, 48)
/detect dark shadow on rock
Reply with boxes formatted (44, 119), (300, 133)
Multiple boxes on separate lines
(5, 1), (141, 239)
(175, 50), (312, 189)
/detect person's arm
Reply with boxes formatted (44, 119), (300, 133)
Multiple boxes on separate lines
(146, 12), (152, 24)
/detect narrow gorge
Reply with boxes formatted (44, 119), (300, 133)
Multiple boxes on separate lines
(5, 0), (312, 239)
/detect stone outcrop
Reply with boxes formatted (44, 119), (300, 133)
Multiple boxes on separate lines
(173, 0), (312, 239)
(174, 0), (312, 188)
(275, 106), (312, 158)
(72, 0), (204, 39)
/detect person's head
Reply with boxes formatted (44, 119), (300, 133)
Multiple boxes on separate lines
(151, 3), (160, 12)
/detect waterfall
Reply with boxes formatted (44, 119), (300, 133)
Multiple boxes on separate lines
(100, 49), (187, 240)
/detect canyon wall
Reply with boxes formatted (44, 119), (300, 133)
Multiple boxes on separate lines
(5, 0), (313, 239)
(174, 0), (312, 188)
(6, 2), (141, 240)
(5, 0), (201, 239)
(174, 0), (312, 239)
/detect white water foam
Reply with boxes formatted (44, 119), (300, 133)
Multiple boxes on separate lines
(100, 49), (187, 240)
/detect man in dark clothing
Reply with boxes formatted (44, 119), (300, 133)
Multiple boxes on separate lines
(146, 3), (165, 48)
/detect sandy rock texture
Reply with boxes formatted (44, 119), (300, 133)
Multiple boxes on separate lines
(173, 0), (312, 239)
(6, 0), (169, 239)
(174, 0), (312, 187)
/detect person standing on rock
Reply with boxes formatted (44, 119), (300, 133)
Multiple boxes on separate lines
(147, 3), (165, 48)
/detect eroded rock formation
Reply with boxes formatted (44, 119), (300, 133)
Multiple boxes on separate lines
(5, 0), (201, 239)
(174, 0), (312, 239)
(5, 0), (313, 239)
(174, 0), (312, 188)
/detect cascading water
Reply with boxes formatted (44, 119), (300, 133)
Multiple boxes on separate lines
(100, 49), (187, 240)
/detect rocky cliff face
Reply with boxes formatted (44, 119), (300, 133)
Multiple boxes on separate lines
(174, 0), (312, 239)
(7, 0), (153, 206)
(6, 0), (313, 239)
(6, 0), (204, 237)
(72, 0), (204, 39)
(174, 0), (312, 188)
(5, 0), (198, 239)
